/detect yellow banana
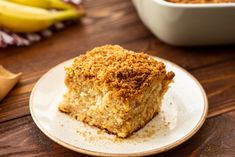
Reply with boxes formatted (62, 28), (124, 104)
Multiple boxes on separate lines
(1, 0), (49, 17)
(6, 0), (74, 10)
(0, 0), (84, 33)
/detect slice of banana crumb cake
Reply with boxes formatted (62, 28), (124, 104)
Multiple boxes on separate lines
(59, 45), (174, 138)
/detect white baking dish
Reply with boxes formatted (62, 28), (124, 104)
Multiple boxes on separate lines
(132, 0), (235, 46)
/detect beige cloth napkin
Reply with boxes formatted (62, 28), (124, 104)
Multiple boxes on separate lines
(0, 65), (22, 101)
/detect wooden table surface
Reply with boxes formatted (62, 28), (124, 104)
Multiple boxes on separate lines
(0, 0), (235, 156)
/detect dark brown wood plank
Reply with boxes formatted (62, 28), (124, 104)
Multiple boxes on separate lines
(1, 52), (235, 123)
(190, 60), (235, 118)
(0, 0), (149, 73)
(0, 116), (82, 157)
(1, 0), (235, 74)
(0, 111), (234, 157)
(135, 38), (235, 70)
(160, 111), (235, 157)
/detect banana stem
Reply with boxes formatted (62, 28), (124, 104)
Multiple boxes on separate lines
(53, 9), (85, 22)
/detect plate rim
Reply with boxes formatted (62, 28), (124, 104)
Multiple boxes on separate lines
(30, 57), (208, 157)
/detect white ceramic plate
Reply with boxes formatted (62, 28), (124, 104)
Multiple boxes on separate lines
(30, 57), (208, 156)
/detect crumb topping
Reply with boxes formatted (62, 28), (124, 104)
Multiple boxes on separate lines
(65, 45), (174, 99)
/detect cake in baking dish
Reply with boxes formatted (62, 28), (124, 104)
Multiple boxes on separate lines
(59, 45), (174, 138)
(167, 0), (234, 3)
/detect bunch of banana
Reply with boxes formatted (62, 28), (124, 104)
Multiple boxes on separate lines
(0, 0), (84, 33)
(7, 0), (74, 10)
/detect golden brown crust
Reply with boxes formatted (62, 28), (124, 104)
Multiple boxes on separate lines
(60, 45), (175, 138)
(65, 45), (174, 100)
